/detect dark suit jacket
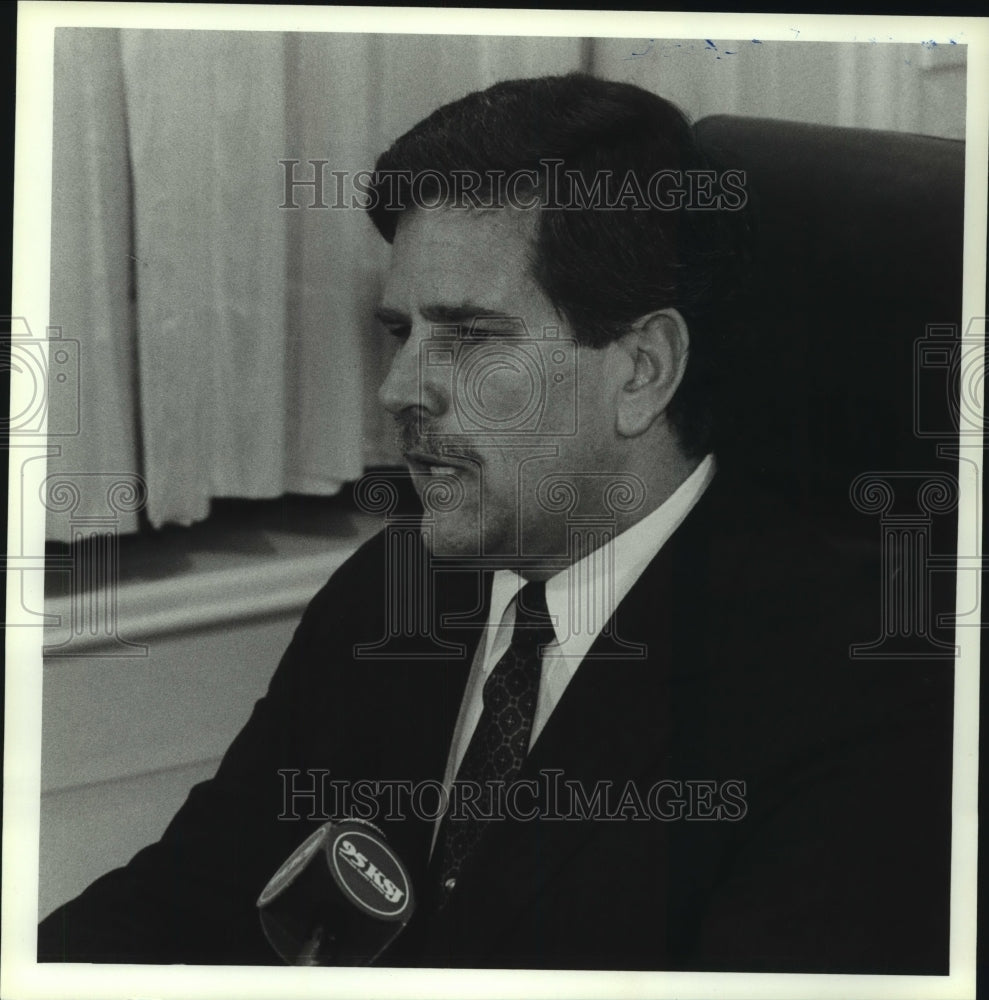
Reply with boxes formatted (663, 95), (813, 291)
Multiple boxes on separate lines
(38, 475), (953, 972)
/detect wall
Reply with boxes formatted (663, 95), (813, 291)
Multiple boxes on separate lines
(591, 37), (967, 138)
(39, 520), (380, 919)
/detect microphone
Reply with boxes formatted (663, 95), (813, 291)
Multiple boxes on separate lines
(256, 818), (415, 966)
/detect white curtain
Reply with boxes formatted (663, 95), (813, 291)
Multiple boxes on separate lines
(49, 29), (143, 536)
(48, 30), (586, 538)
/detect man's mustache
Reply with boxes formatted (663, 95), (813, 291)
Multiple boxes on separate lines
(395, 414), (482, 464)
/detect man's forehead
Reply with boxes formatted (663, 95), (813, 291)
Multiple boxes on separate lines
(395, 201), (536, 242)
(380, 204), (542, 317)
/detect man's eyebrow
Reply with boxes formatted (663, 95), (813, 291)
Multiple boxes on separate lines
(373, 303), (515, 326)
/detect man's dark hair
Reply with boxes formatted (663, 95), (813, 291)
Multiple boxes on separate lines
(367, 73), (747, 457)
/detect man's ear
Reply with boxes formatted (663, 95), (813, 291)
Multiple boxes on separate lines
(615, 308), (690, 438)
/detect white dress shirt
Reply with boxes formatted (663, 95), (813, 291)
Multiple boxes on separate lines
(433, 454), (716, 849)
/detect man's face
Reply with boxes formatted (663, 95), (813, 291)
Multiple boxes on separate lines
(377, 205), (621, 568)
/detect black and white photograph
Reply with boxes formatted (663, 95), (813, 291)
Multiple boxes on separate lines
(4, 4), (985, 999)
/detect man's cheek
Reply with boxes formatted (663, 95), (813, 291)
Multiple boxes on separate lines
(454, 350), (544, 432)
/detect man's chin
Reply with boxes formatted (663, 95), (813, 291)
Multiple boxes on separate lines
(420, 517), (567, 575)
(410, 464), (471, 511)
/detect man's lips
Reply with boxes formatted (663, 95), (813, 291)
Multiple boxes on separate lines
(403, 451), (475, 475)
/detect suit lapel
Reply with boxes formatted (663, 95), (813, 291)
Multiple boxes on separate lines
(425, 482), (724, 953)
(370, 561), (492, 880)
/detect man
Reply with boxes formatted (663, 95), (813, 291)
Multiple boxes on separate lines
(38, 73), (952, 972)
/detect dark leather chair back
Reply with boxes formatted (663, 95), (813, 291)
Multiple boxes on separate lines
(694, 116), (965, 529)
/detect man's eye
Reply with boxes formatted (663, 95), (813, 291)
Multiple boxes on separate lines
(386, 324), (411, 341)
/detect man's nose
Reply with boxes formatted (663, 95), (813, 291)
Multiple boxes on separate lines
(378, 330), (447, 417)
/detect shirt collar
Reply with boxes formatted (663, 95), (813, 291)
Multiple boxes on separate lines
(485, 454), (716, 663)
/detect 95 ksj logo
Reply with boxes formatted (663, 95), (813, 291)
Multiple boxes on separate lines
(330, 827), (411, 918)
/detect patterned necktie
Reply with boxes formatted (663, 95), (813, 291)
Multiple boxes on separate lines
(432, 580), (555, 907)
